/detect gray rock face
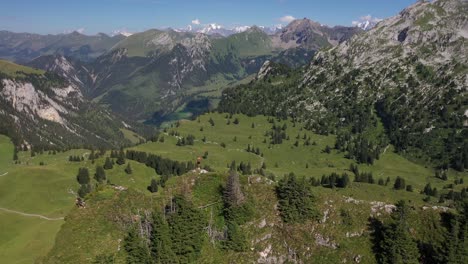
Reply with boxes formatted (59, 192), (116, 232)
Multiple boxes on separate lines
(299, 0), (467, 121)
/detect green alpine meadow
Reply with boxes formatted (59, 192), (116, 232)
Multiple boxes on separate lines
(0, 0), (466, 263)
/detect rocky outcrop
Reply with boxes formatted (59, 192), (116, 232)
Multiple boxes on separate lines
(1, 79), (82, 124)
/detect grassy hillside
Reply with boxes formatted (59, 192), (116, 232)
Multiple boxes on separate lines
(0, 59), (45, 77)
(211, 28), (275, 58)
(1, 113), (466, 263)
(132, 113), (463, 198)
(0, 135), (157, 264)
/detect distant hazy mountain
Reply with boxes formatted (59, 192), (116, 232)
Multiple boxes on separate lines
(177, 24), (283, 36)
(353, 20), (379, 30)
(21, 19), (361, 123)
(0, 31), (125, 63)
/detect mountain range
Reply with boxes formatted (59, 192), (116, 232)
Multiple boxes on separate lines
(178, 24), (284, 36)
(219, 0), (468, 170)
(0, 31), (125, 63)
(8, 19), (361, 124)
(0, 0), (466, 157)
(0, 1), (467, 263)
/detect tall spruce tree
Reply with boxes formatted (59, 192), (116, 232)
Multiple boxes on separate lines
(224, 170), (245, 207)
(124, 228), (152, 264)
(150, 213), (177, 263)
(116, 149), (126, 165)
(94, 165), (106, 183)
(378, 200), (419, 264)
(103, 157), (113, 170)
(167, 197), (206, 263)
(76, 168), (90, 185)
(276, 173), (319, 223)
(148, 179), (159, 193)
(125, 163), (133, 174)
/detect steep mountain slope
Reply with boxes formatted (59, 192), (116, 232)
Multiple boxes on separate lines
(25, 21), (361, 123)
(0, 59), (136, 149)
(219, 0), (468, 170)
(0, 31), (125, 63)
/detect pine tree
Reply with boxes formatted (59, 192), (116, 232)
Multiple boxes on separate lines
(76, 168), (90, 185)
(224, 170), (245, 207)
(116, 149), (126, 165)
(103, 157), (113, 170)
(94, 165), (106, 183)
(78, 184), (92, 198)
(13, 148), (18, 161)
(150, 213), (177, 263)
(124, 228), (152, 264)
(148, 179), (158, 193)
(89, 150), (95, 160)
(125, 163), (132, 174)
(378, 178), (385, 186)
(394, 176), (406, 190)
(379, 200), (420, 264)
(276, 173), (319, 223)
(166, 197), (206, 263)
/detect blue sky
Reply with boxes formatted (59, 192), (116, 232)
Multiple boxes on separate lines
(1, 0), (416, 35)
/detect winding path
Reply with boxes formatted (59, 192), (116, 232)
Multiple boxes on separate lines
(0, 207), (64, 221)
(0, 172), (8, 177)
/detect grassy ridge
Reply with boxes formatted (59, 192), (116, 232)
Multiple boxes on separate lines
(0, 60), (45, 77)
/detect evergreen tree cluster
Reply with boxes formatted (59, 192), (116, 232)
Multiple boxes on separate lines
(439, 188), (468, 203)
(350, 164), (376, 184)
(88, 148), (106, 161)
(229, 160), (252, 175)
(76, 167), (92, 198)
(266, 122), (287, 145)
(335, 132), (386, 165)
(176, 134), (195, 146)
(168, 130), (180, 137)
(69, 155), (84, 162)
(371, 200), (468, 264)
(371, 201), (420, 264)
(312, 172), (350, 188)
(276, 173), (320, 223)
(123, 197), (206, 264)
(222, 170), (252, 251)
(110, 149), (126, 165)
(393, 176), (407, 190)
(423, 183), (438, 197)
(245, 144), (262, 156)
(126, 150), (195, 180)
(148, 133), (161, 143)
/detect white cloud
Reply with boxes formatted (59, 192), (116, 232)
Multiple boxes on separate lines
(352, 14), (383, 26)
(279, 15), (296, 23)
(111, 28), (133, 37)
(191, 19), (201, 25)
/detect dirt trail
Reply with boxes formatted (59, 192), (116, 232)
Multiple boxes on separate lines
(0, 207), (64, 221)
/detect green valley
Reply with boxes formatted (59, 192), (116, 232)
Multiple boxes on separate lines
(0, 112), (466, 263)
